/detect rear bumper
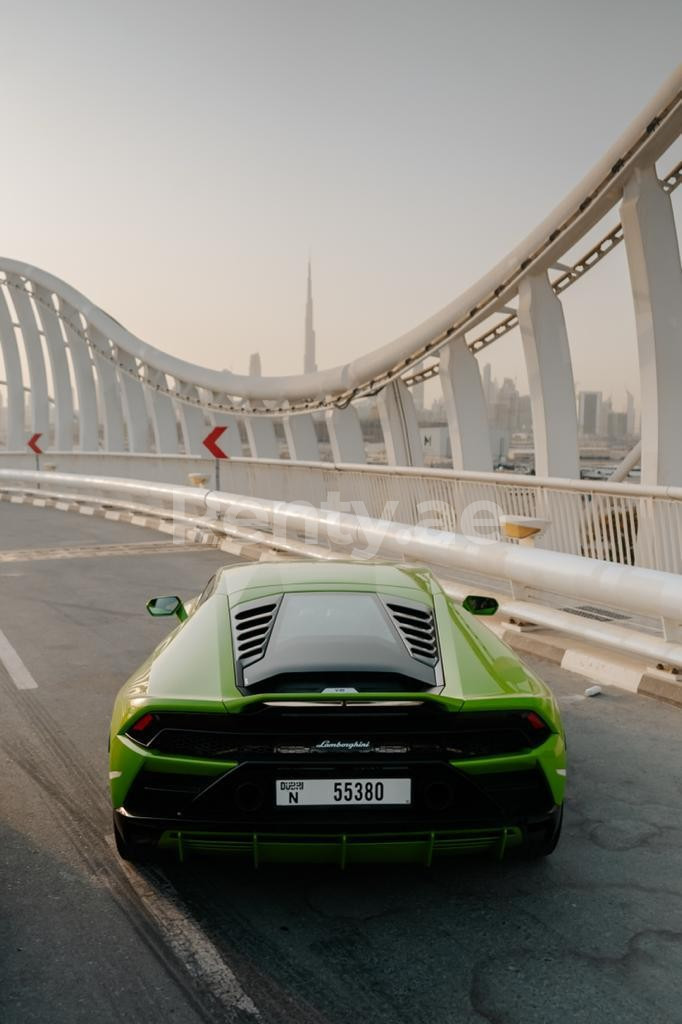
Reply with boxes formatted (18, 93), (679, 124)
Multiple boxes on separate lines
(112, 744), (565, 864)
(113, 805), (561, 865)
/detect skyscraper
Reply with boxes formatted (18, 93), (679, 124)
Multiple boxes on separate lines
(304, 259), (317, 374)
(598, 395), (612, 437)
(482, 363), (495, 406)
(625, 391), (636, 436)
(578, 391), (602, 436)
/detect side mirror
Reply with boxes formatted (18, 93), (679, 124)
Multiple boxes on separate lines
(146, 596), (187, 621)
(462, 594), (499, 616)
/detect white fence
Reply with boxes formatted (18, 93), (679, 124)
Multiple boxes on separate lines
(1, 451), (681, 573)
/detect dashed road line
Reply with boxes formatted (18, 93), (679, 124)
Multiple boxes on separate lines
(0, 627), (39, 689)
(0, 541), (215, 564)
(107, 838), (261, 1019)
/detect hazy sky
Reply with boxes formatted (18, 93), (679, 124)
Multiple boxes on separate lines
(2, 0), (681, 411)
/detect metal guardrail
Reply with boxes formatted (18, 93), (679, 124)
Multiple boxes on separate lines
(1, 451), (680, 573)
(2, 468), (681, 671)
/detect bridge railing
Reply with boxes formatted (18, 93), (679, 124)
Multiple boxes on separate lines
(2, 468), (682, 674)
(1, 450), (680, 572)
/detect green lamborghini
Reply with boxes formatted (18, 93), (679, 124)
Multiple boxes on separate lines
(109, 561), (566, 865)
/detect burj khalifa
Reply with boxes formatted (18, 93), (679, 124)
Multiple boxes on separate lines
(304, 259), (317, 374)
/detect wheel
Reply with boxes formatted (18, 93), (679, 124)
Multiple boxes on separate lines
(524, 805), (563, 858)
(112, 812), (158, 864)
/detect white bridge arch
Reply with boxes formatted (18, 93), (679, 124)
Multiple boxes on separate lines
(1, 67), (681, 483)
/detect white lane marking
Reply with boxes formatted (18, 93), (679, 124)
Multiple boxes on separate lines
(0, 542), (205, 564)
(0, 628), (39, 690)
(106, 837), (260, 1018)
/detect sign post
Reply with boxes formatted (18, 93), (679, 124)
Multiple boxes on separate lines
(27, 432), (43, 472)
(202, 426), (229, 490)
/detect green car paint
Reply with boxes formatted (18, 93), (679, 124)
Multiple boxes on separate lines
(110, 561), (566, 864)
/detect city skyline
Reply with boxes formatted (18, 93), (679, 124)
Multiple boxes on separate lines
(247, 267), (645, 423)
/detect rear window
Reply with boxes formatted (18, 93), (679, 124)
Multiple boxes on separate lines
(272, 592), (401, 647)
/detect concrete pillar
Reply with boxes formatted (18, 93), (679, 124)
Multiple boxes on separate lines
(143, 368), (179, 454)
(621, 165), (682, 486)
(283, 413), (319, 462)
(32, 285), (75, 450)
(244, 414), (279, 459)
(115, 348), (151, 452)
(0, 288), (26, 449)
(7, 275), (49, 438)
(377, 379), (423, 467)
(517, 272), (579, 479)
(176, 384), (209, 456)
(325, 406), (366, 464)
(60, 301), (99, 451)
(439, 336), (492, 470)
(93, 352), (126, 451)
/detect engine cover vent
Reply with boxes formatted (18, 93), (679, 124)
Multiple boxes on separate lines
(384, 600), (438, 666)
(231, 596), (282, 667)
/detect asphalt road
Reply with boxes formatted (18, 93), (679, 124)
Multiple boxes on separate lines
(1, 502), (681, 1024)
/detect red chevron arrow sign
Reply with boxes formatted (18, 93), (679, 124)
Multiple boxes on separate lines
(203, 426), (229, 459)
(27, 433), (43, 455)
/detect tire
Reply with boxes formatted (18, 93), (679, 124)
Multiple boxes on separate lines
(524, 805), (563, 859)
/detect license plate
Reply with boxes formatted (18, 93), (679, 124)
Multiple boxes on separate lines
(276, 778), (411, 807)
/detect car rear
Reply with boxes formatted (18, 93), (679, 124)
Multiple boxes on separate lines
(112, 693), (565, 864)
(111, 568), (565, 863)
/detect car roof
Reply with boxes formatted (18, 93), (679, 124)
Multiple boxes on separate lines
(215, 560), (438, 604)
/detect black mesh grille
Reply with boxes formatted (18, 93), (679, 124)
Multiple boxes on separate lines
(473, 769), (552, 817)
(124, 772), (211, 817)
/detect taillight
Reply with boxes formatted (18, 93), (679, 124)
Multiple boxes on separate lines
(128, 712), (158, 744)
(520, 711), (551, 746)
(525, 711), (547, 731)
